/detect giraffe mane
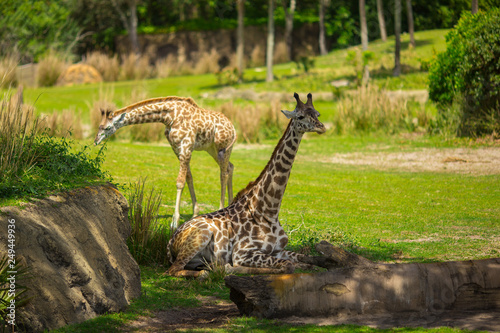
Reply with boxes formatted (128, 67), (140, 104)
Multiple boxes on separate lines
(112, 96), (199, 116)
(233, 120), (293, 201)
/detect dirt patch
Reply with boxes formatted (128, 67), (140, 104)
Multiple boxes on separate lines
(124, 298), (239, 332)
(320, 147), (500, 175)
(283, 310), (500, 332)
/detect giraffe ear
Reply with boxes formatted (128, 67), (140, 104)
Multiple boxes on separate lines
(281, 110), (296, 119)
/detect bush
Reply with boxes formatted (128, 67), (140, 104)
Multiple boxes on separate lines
(428, 10), (500, 137)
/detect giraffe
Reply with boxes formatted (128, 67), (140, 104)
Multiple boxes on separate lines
(94, 96), (237, 228)
(167, 93), (328, 278)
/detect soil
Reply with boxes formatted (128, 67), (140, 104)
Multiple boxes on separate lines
(320, 147), (500, 175)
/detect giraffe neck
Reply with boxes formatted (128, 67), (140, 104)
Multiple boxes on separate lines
(112, 97), (197, 129)
(250, 120), (303, 223)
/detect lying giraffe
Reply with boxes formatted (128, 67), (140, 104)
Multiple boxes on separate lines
(94, 97), (236, 228)
(167, 93), (327, 278)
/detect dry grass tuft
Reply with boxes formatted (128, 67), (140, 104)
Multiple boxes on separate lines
(42, 109), (84, 139)
(334, 86), (432, 134)
(120, 53), (153, 81)
(0, 55), (18, 89)
(218, 100), (287, 143)
(83, 51), (120, 82)
(250, 45), (265, 67)
(37, 51), (69, 87)
(194, 48), (220, 75)
(273, 41), (289, 64)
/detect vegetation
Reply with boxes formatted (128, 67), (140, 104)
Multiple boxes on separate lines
(428, 9), (500, 137)
(0, 91), (110, 205)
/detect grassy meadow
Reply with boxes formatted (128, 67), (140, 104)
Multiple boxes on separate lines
(5, 29), (500, 332)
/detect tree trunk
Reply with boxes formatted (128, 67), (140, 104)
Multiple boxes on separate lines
(393, 0), (401, 76)
(266, 0), (275, 83)
(376, 0), (387, 42)
(225, 242), (500, 320)
(283, 0), (296, 61)
(236, 0), (245, 81)
(472, 0), (479, 14)
(319, 0), (327, 55)
(359, 0), (368, 51)
(406, 0), (415, 48)
(112, 0), (140, 55)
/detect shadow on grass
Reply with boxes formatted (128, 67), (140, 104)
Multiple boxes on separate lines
(380, 38), (435, 54)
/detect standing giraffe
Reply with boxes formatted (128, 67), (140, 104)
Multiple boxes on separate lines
(94, 97), (236, 228)
(167, 93), (327, 278)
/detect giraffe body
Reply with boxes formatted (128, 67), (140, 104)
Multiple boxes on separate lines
(167, 93), (326, 278)
(94, 97), (236, 228)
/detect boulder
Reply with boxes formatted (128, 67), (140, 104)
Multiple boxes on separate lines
(56, 63), (103, 86)
(0, 184), (141, 332)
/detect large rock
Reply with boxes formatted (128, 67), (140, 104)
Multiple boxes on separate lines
(0, 184), (141, 332)
(56, 63), (103, 86)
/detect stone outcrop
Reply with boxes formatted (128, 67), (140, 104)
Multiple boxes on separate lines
(0, 184), (141, 332)
(225, 242), (500, 320)
(56, 63), (103, 86)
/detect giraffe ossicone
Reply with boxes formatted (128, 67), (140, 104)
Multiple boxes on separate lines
(167, 93), (327, 278)
(94, 96), (237, 229)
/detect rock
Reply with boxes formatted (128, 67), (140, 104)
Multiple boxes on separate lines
(0, 184), (141, 332)
(56, 63), (103, 86)
(225, 257), (500, 319)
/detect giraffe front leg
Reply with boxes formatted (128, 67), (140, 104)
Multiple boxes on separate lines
(186, 165), (199, 217)
(230, 250), (295, 275)
(172, 158), (190, 229)
(227, 161), (234, 205)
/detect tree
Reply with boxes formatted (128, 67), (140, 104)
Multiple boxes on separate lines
(359, 0), (368, 51)
(319, 0), (328, 55)
(266, 0), (275, 83)
(111, 0), (140, 55)
(283, 0), (296, 61)
(237, 0), (245, 82)
(472, 0), (479, 14)
(376, 0), (387, 42)
(406, 0), (416, 48)
(393, 0), (401, 76)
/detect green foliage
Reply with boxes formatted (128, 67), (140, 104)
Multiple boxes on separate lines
(0, 0), (79, 63)
(294, 56), (316, 73)
(126, 178), (172, 266)
(0, 255), (31, 332)
(428, 9), (500, 137)
(0, 92), (110, 203)
(215, 67), (240, 86)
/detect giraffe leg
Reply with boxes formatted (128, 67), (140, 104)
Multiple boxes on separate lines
(186, 165), (199, 217)
(227, 161), (234, 204)
(172, 153), (192, 229)
(216, 148), (233, 209)
(231, 250), (295, 274)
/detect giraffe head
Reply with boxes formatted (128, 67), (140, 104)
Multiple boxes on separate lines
(281, 93), (326, 134)
(94, 108), (126, 145)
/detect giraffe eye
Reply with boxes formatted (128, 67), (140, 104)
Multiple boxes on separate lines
(297, 115), (305, 120)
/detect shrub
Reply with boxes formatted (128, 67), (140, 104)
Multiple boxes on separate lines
(193, 49), (220, 75)
(36, 51), (69, 87)
(83, 51), (120, 82)
(428, 9), (500, 137)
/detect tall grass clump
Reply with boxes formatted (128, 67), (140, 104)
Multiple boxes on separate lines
(0, 89), (40, 188)
(119, 53), (153, 81)
(43, 109), (84, 139)
(334, 86), (432, 135)
(0, 90), (109, 201)
(83, 51), (120, 82)
(127, 178), (172, 266)
(36, 51), (69, 87)
(0, 55), (18, 89)
(218, 100), (287, 143)
(194, 49), (220, 75)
